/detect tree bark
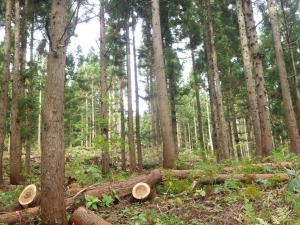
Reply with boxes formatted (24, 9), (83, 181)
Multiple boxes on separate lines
(99, 0), (110, 174)
(191, 47), (205, 152)
(279, 0), (300, 124)
(10, 0), (23, 185)
(266, 0), (300, 154)
(125, 1), (137, 173)
(204, 0), (229, 161)
(132, 15), (143, 170)
(69, 207), (112, 225)
(152, 0), (177, 168)
(236, 0), (262, 157)
(40, 0), (68, 223)
(0, 0), (12, 186)
(244, 0), (274, 157)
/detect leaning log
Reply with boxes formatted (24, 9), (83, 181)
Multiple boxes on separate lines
(69, 207), (112, 225)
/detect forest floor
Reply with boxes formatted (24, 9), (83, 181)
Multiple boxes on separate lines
(1, 147), (300, 225)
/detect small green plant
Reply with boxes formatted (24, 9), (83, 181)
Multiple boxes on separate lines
(85, 195), (101, 210)
(100, 194), (114, 207)
(242, 197), (256, 224)
(241, 184), (262, 200)
(285, 168), (300, 192)
(194, 189), (206, 197)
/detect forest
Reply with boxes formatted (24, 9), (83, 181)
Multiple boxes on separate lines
(1, 0), (300, 224)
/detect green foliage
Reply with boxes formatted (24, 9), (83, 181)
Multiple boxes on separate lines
(100, 194), (115, 207)
(214, 178), (241, 194)
(240, 184), (262, 200)
(162, 172), (191, 195)
(85, 195), (101, 211)
(0, 188), (22, 207)
(283, 190), (300, 216)
(242, 197), (256, 224)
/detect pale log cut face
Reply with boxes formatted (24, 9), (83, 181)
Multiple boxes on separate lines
(132, 182), (150, 199)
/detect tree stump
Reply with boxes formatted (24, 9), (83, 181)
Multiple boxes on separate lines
(69, 207), (112, 225)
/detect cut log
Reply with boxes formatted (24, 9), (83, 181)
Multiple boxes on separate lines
(0, 169), (292, 224)
(0, 206), (40, 224)
(67, 169), (163, 200)
(69, 207), (112, 225)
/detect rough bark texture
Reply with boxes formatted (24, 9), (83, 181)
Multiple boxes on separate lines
(69, 207), (112, 225)
(125, 2), (137, 173)
(99, 0), (110, 174)
(191, 48), (205, 151)
(152, 0), (177, 168)
(244, 0), (274, 157)
(279, 0), (300, 123)
(201, 0), (218, 153)
(206, 0), (230, 160)
(40, 0), (68, 224)
(0, 0), (12, 186)
(236, 0), (262, 157)
(267, 0), (300, 154)
(10, 0), (23, 185)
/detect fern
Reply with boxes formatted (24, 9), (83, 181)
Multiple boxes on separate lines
(256, 218), (270, 225)
(271, 206), (291, 224)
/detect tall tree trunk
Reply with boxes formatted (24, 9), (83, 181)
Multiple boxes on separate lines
(119, 76), (126, 171)
(99, 0), (110, 174)
(10, 0), (23, 184)
(201, 0), (218, 154)
(132, 15), (142, 170)
(41, 0), (68, 223)
(266, 0), (300, 154)
(21, 0), (30, 175)
(38, 81), (42, 151)
(206, 0), (230, 160)
(236, 0), (262, 157)
(152, 0), (177, 168)
(244, 0), (274, 156)
(125, 1), (136, 173)
(229, 87), (242, 159)
(279, 0), (300, 122)
(85, 92), (89, 148)
(0, 0), (12, 185)
(191, 47), (205, 151)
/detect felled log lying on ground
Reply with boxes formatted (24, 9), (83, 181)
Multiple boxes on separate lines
(69, 207), (112, 225)
(0, 168), (292, 224)
(0, 169), (163, 224)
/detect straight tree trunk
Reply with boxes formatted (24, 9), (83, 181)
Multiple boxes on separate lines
(201, 0), (218, 153)
(0, 0), (12, 185)
(132, 15), (143, 170)
(279, 0), (300, 122)
(266, 0), (300, 154)
(99, 0), (110, 174)
(229, 87), (242, 159)
(119, 76), (126, 171)
(236, 0), (262, 157)
(206, 0), (230, 160)
(244, 0), (274, 156)
(10, 0), (23, 184)
(125, 1), (136, 173)
(191, 47), (205, 151)
(21, 0), (30, 175)
(152, 0), (177, 168)
(40, 0), (68, 223)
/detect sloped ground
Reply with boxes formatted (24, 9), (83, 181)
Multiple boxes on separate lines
(1, 148), (300, 225)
